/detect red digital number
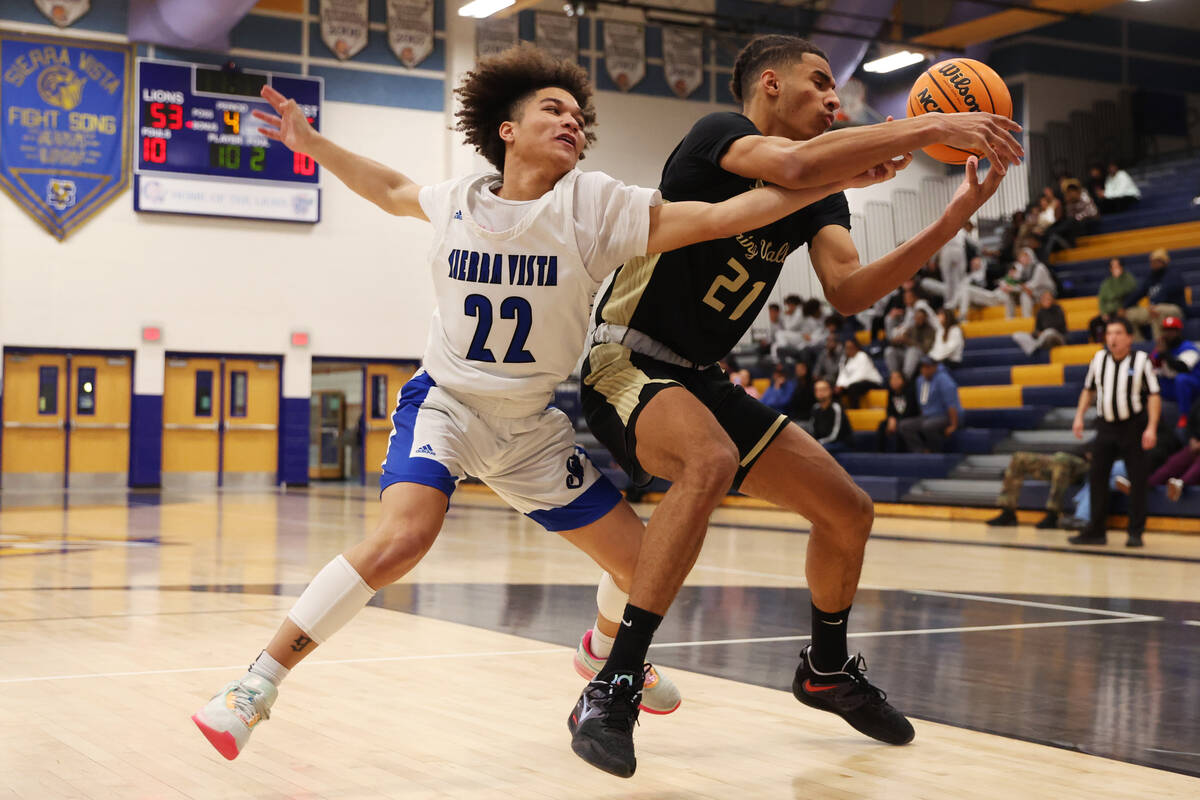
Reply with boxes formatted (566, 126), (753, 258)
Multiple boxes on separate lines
(142, 137), (167, 164)
(148, 103), (183, 130)
(292, 152), (316, 176)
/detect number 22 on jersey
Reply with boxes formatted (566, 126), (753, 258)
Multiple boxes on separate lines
(464, 294), (535, 363)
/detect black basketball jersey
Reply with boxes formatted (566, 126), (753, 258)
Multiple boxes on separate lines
(593, 111), (851, 366)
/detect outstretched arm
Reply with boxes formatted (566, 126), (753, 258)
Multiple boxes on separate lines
(253, 85), (425, 219)
(809, 157), (1004, 314)
(721, 113), (1023, 190)
(645, 154), (911, 255)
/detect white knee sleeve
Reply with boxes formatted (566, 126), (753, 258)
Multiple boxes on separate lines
(287, 555), (376, 644)
(595, 572), (629, 623)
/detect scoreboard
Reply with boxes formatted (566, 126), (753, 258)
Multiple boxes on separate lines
(133, 59), (323, 223)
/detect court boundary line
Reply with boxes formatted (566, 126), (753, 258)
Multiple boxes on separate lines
(0, 615), (1161, 684)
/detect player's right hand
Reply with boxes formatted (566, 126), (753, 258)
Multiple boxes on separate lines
(1072, 416), (1085, 439)
(934, 112), (1024, 173)
(253, 85), (316, 153)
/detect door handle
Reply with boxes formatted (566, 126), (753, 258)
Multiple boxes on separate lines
(163, 423), (219, 431)
(367, 424), (393, 433)
(71, 422), (130, 430)
(3, 420), (64, 430)
(225, 423), (278, 431)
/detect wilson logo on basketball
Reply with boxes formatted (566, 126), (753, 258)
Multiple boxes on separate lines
(936, 64), (981, 113)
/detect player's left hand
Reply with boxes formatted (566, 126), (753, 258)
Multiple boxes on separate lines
(845, 153), (913, 190)
(1142, 427), (1157, 450)
(946, 156), (1004, 225)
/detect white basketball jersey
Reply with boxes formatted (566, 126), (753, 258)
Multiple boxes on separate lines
(417, 170), (657, 416)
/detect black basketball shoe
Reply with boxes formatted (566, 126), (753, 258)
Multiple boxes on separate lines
(792, 645), (915, 745)
(568, 668), (644, 778)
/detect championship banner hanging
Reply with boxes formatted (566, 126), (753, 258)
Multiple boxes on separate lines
(663, 26), (703, 99)
(536, 13), (577, 66)
(35, 0), (91, 28)
(0, 31), (132, 240)
(603, 22), (644, 92)
(320, 0), (368, 61)
(387, 0), (433, 68)
(476, 15), (517, 60)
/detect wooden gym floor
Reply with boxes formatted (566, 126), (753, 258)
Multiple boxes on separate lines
(0, 484), (1198, 799)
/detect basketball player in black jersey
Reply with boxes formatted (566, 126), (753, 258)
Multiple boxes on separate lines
(568, 35), (1023, 777)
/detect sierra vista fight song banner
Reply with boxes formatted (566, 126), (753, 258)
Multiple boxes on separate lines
(0, 31), (132, 240)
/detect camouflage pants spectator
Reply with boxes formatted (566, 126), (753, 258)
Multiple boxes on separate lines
(997, 451), (1089, 512)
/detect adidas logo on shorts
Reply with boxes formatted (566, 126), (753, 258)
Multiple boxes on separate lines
(415, 443), (436, 456)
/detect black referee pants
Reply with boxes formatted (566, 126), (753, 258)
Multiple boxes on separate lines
(1088, 414), (1149, 537)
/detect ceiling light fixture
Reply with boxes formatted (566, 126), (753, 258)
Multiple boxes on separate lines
(862, 50), (927, 74)
(458, 0), (514, 19)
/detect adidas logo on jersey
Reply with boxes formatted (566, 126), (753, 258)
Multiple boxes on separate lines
(453, 210), (462, 220)
(415, 443), (436, 456)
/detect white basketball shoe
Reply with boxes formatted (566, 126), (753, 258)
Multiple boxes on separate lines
(573, 629), (681, 714)
(191, 673), (277, 760)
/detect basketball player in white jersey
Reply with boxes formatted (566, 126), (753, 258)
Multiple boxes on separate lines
(190, 44), (908, 761)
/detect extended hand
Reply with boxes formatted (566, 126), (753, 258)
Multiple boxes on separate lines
(253, 85), (317, 153)
(947, 157), (1005, 226)
(935, 112), (1023, 172)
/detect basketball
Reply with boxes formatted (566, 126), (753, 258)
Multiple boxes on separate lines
(906, 58), (1013, 164)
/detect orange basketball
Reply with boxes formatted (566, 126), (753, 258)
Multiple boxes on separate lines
(906, 58), (1013, 165)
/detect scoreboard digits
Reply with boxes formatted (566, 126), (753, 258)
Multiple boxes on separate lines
(134, 59), (322, 223)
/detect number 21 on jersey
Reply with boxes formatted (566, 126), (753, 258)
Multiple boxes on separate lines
(702, 258), (766, 322)
(464, 294), (535, 363)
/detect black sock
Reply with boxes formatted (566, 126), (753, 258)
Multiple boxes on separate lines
(810, 603), (851, 673)
(596, 603), (662, 682)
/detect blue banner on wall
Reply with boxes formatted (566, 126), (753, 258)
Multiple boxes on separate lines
(0, 32), (132, 240)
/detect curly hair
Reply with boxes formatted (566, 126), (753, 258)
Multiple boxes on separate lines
(730, 35), (828, 104)
(454, 43), (597, 172)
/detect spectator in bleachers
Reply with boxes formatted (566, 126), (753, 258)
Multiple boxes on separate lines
(772, 296), (824, 363)
(885, 303), (937, 378)
(760, 362), (796, 414)
(929, 308), (965, 369)
(1013, 291), (1067, 356)
(1151, 315), (1200, 427)
(1124, 248), (1185, 342)
(812, 334), (842, 385)
(877, 370), (919, 452)
(1043, 180), (1099, 259)
(899, 357), (962, 453)
(1088, 258), (1137, 342)
(1149, 395), (1200, 501)
(835, 337), (883, 409)
(756, 302), (782, 354)
(1024, 191), (1061, 250)
(787, 360), (816, 422)
(1098, 161), (1141, 214)
(999, 247), (1055, 319)
(993, 210), (1024, 264)
(810, 379), (852, 451)
(1061, 458), (1130, 531)
(732, 368), (760, 399)
(1086, 164), (1107, 204)
(986, 451), (1089, 529)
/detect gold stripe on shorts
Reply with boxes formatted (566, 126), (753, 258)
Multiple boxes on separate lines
(739, 413), (788, 468)
(584, 343), (675, 426)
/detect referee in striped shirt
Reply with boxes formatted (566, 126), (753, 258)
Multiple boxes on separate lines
(1071, 317), (1161, 547)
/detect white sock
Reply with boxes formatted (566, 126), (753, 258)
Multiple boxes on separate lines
(248, 650), (290, 687)
(590, 626), (615, 659)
